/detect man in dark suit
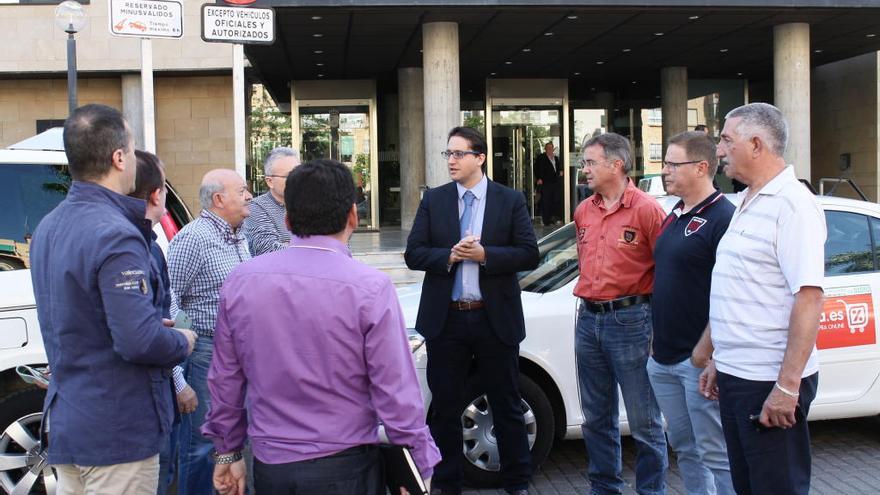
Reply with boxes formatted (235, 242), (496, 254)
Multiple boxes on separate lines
(534, 142), (563, 225)
(405, 126), (539, 495)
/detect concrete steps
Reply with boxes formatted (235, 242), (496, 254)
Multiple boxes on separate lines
(353, 250), (424, 287)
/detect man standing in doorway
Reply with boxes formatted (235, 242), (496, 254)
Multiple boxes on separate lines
(30, 104), (195, 494)
(573, 132), (667, 495)
(698, 102), (825, 495)
(534, 142), (563, 226)
(405, 127), (539, 495)
(168, 169), (252, 495)
(647, 131), (735, 495)
(243, 147), (300, 256)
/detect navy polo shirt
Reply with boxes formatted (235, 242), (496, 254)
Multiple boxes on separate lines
(652, 190), (735, 365)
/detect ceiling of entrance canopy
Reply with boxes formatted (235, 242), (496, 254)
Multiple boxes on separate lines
(242, 5), (880, 104)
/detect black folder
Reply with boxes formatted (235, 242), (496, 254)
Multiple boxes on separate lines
(380, 444), (428, 495)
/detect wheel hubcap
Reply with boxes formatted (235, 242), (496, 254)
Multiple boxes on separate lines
(0, 412), (55, 495)
(461, 395), (537, 472)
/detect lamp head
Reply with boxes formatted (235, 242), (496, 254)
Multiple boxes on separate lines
(54, 1), (87, 34)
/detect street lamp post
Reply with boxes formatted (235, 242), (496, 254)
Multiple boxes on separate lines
(54, 1), (88, 116)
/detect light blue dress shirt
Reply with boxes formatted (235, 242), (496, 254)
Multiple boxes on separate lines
(454, 174), (488, 301)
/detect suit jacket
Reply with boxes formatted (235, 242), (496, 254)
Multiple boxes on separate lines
(534, 153), (561, 184)
(405, 180), (539, 345)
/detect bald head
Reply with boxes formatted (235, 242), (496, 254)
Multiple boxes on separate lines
(199, 169), (252, 227)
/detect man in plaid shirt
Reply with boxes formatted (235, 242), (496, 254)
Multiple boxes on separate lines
(168, 169), (252, 495)
(243, 147), (300, 256)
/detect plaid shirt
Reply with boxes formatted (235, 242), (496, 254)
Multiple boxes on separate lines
(168, 209), (251, 337)
(242, 192), (290, 256)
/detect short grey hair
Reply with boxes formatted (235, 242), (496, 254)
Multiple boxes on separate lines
(582, 132), (634, 173)
(199, 177), (225, 210)
(264, 147), (300, 177)
(725, 103), (788, 157)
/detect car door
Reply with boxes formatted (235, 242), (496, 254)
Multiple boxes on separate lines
(812, 203), (880, 417)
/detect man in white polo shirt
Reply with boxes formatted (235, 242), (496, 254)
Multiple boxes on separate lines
(697, 103), (825, 495)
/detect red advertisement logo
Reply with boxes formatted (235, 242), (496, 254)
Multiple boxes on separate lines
(224, 0), (257, 4)
(817, 292), (876, 350)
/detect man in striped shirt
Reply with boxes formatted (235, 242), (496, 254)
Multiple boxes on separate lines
(243, 147), (300, 255)
(697, 103), (825, 495)
(168, 169), (253, 495)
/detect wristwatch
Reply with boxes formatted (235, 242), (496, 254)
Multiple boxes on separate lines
(212, 450), (243, 465)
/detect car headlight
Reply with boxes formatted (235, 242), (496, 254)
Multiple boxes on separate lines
(407, 328), (425, 353)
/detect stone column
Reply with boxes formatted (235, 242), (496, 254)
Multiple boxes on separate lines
(398, 67), (425, 231)
(661, 66), (688, 153)
(121, 74), (144, 149)
(422, 22), (460, 188)
(774, 23), (811, 179)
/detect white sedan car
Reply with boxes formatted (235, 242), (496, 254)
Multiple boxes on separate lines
(399, 194), (880, 488)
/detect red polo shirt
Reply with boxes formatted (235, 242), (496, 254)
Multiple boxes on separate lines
(573, 178), (665, 301)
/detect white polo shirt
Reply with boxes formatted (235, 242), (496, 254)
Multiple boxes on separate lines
(710, 166), (826, 381)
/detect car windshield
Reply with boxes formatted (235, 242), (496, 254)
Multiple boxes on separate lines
(518, 223), (578, 294)
(0, 164), (71, 270)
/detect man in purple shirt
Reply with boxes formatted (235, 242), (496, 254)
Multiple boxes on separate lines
(202, 159), (440, 494)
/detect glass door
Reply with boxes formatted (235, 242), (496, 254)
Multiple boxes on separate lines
(490, 106), (562, 222)
(298, 105), (373, 229)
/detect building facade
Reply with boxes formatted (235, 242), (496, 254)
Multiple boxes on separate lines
(1, 0), (879, 228)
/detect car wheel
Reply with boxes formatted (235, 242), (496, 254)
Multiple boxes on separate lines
(0, 388), (54, 495)
(460, 373), (555, 488)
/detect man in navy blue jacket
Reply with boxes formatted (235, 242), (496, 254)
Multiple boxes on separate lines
(30, 104), (196, 494)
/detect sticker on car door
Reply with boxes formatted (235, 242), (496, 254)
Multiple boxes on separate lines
(818, 285), (876, 349)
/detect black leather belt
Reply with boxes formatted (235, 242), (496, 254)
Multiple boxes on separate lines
(583, 294), (651, 314)
(450, 300), (486, 311)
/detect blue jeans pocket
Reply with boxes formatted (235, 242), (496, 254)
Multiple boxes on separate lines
(613, 304), (648, 326)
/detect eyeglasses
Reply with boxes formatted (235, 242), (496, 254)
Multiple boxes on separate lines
(441, 150), (482, 160)
(579, 158), (613, 168)
(662, 160), (703, 168)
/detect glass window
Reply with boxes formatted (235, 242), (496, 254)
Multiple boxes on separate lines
(299, 105), (373, 228)
(824, 210), (874, 275)
(647, 108), (662, 125)
(648, 143), (662, 161)
(518, 223), (579, 293)
(0, 164), (70, 271)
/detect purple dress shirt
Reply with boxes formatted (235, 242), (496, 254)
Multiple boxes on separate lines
(201, 235), (440, 477)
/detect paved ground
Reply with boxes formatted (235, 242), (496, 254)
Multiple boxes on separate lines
(466, 415), (880, 494)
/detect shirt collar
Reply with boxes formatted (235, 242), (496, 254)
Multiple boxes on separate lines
(591, 177), (637, 209)
(290, 235), (352, 258)
(263, 191), (284, 208)
(753, 165), (796, 197)
(456, 174), (488, 201)
(672, 189), (724, 217)
(200, 209), (245, 245)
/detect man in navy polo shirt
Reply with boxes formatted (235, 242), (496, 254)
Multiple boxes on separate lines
(647, 131), (736, 495)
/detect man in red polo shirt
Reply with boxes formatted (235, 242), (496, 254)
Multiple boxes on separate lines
(573, 132), (667, 495)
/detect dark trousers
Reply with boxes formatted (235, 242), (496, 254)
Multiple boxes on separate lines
(426, 309), (531, 493)
(539, 181), (561, 225)
(253, 445), (382, 495)
(717, 372), (819, 495)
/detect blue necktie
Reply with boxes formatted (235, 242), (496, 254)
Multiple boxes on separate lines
(452, 191), (475, 301)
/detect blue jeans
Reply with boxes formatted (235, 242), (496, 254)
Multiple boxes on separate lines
(177, 337), (215, 495)
(575, 302), (667, 495)
(717, 372), (818, 495)
(647, 357), (734, 495)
